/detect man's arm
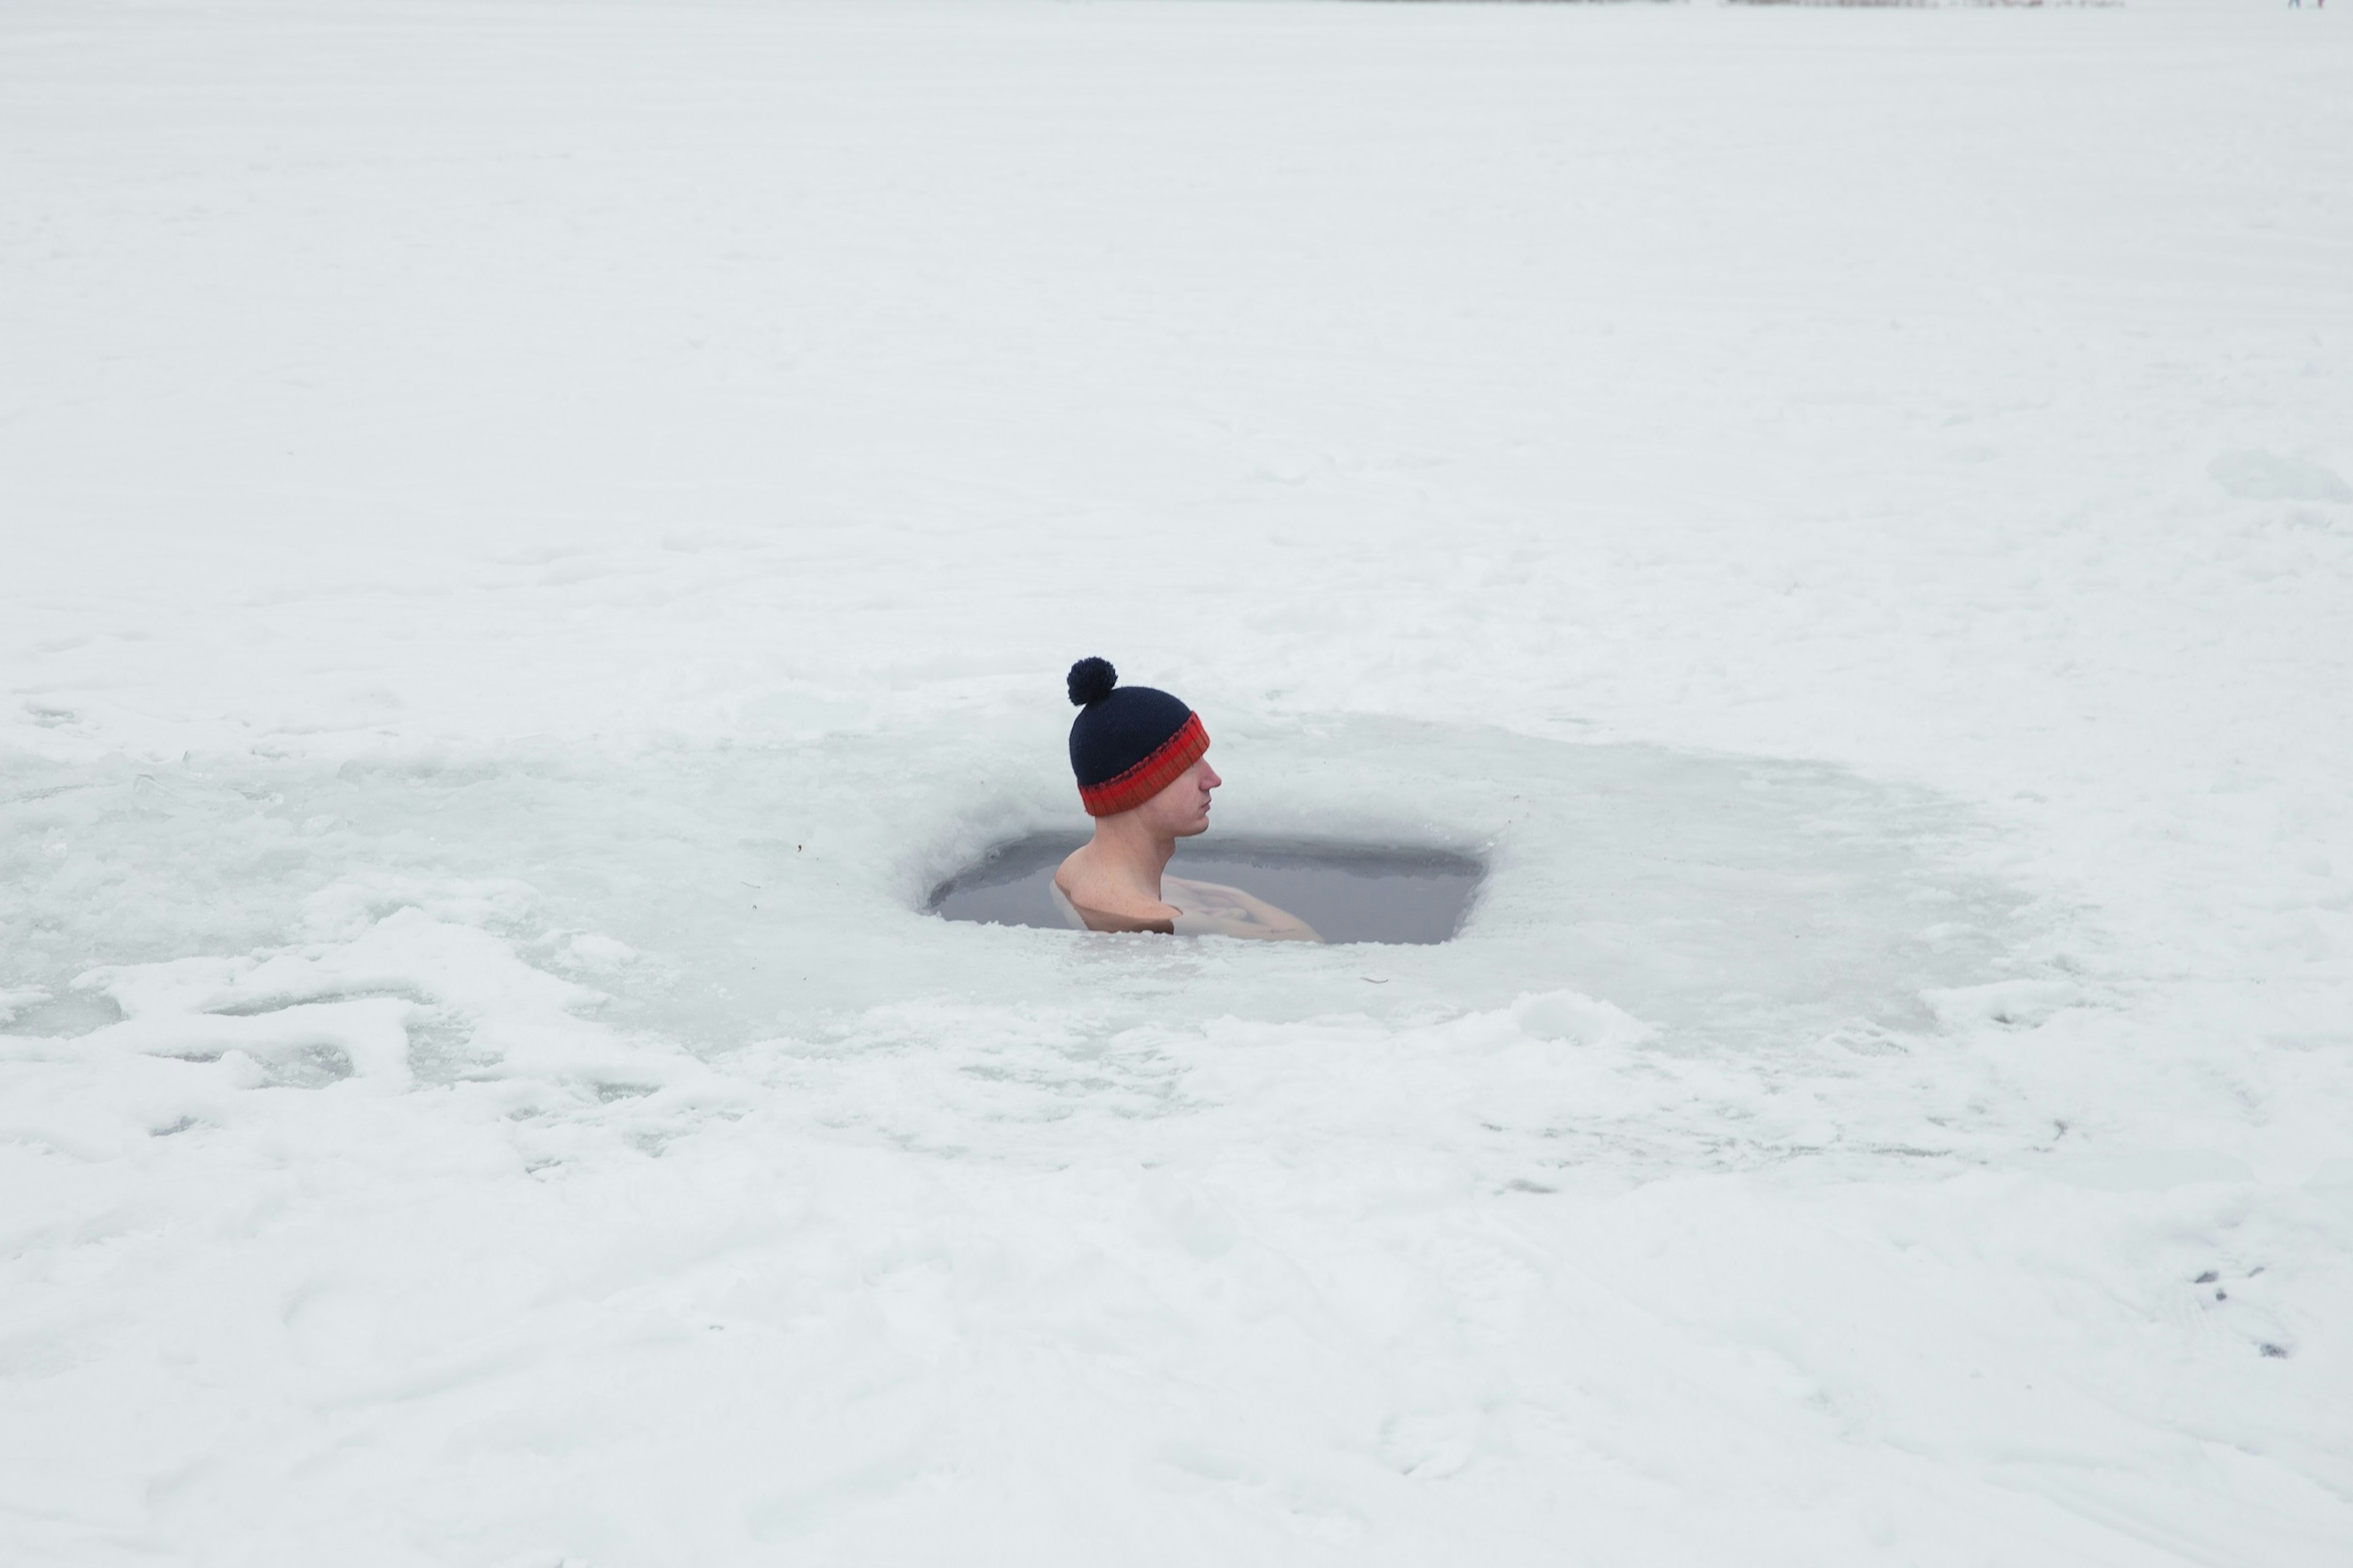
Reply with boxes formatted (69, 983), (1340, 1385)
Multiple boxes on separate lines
(1163, 877), (1322, 942)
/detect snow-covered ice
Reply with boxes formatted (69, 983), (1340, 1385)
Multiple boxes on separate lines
(4, 1), (2351, 1562)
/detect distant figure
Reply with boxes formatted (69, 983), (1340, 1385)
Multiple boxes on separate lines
(1052, 657), (1319, 941)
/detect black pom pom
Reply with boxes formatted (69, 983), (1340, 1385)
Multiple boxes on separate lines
(1066, 657), (1117, 706)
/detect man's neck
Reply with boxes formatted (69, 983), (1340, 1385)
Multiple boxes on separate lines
(1088, 813), (1176, 901)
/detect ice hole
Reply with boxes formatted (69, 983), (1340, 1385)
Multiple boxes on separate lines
(929, 835), (1484, 945)
(1, 728), (2043, 1052)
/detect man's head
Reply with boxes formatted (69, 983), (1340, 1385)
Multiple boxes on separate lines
(1065, 657), (1212, 824)
(1135, 754), (1221, 838)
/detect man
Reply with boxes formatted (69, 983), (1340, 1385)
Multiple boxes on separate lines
(1051, 657), (1320, 941)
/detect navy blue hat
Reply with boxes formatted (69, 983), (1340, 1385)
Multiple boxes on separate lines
(1066, 657), (1209, 816)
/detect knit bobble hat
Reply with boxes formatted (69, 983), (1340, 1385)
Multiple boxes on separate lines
(1065, 657), (1210, 817)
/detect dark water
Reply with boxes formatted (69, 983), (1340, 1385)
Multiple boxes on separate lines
(927, 835), (1484, 945)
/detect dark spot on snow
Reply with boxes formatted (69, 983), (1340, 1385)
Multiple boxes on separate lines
(2, 990), (126, 1038)
(405, 1010), (486, 1083)
(151, 1115), (199, 1137)
(2214, 1288), (2228, 1301)
(209, 985), (434, 1017)
(593, 1081), (656, 1103)
(264, 1043), (354, 1089)
(2194, 1271), (2219, 1284)
(2260, 1343), (2290, 1359)
(1506, 1178), (1558, 1194)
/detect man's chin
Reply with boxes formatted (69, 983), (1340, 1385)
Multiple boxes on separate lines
(1178, 819), (1211, 838)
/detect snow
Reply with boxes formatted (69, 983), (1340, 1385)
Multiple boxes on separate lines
(4, 0), (2352, 1562)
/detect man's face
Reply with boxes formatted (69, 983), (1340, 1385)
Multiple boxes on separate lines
(1139, 754), (1220, 838)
